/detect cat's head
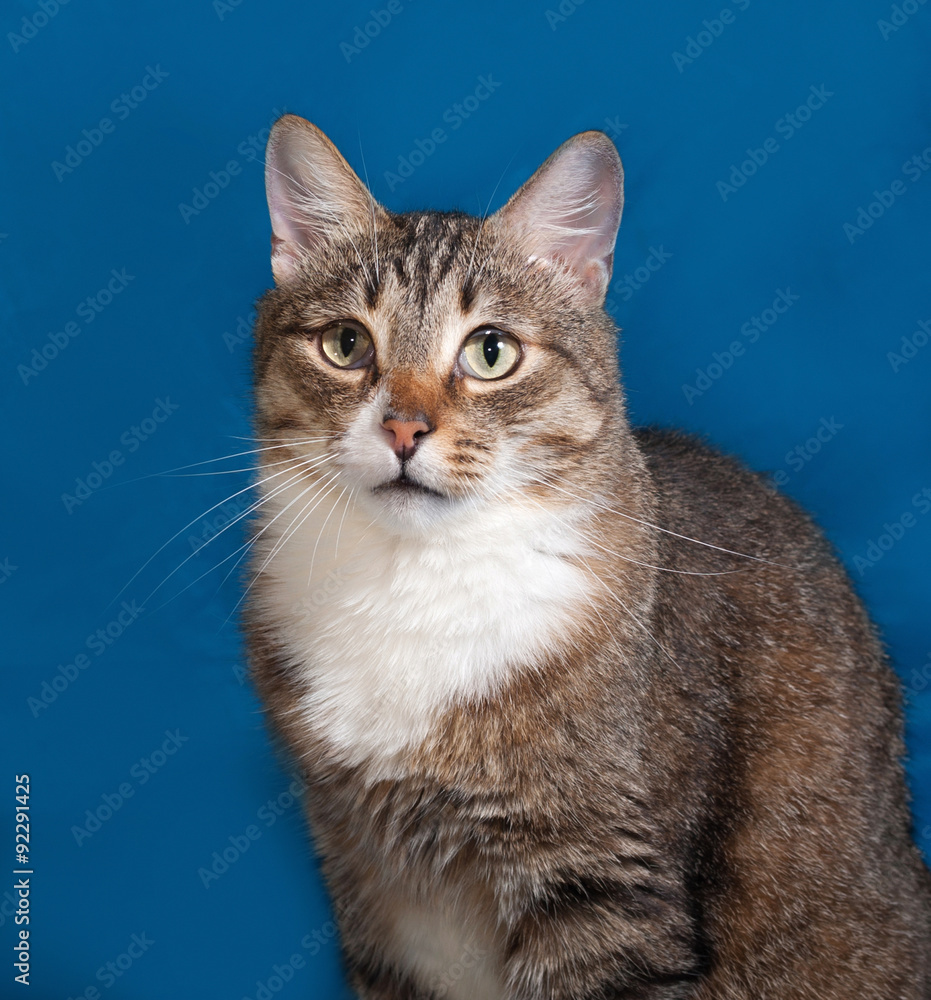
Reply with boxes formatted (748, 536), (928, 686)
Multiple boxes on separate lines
(253, 115), (630, 535)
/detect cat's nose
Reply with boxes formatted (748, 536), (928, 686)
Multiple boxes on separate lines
(381, 416), (432, 459)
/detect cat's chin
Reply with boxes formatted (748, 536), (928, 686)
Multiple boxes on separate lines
(366, 476), (460, 532)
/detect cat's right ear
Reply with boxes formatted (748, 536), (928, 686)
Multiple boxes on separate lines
(264, 115), (379, 284)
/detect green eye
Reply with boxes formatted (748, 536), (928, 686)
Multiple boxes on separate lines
(460, 329), (521, 380)
(320, 324), (374, 368)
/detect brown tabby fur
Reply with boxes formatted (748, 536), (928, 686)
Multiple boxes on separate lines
(246, 115), (931, 998)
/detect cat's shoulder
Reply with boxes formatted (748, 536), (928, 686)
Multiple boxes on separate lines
(634, 424), (777, 496)
(632, 425), (825, 557)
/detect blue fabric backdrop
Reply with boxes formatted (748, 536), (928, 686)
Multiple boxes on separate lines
(2, 1), (929, 996)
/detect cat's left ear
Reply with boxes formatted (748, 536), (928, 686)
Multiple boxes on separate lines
(493, 132), (623, 302)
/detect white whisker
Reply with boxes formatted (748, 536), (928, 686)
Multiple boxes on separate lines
(106, 459), (318, 608)
(333, 486), (356, 563)
(172, 463), (341, 623)
(528, 474), (784, 568)
(122, 454), (335, 611)
(306, 482), (350, 586)
(357, 135), (380, 286)
(518, 492), (685, 671)
(97, 438), (332, 493)
(232, 469), (344, 619)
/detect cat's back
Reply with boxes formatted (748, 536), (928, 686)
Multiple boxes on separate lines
(632, 423), (878, 649)
(634, 425), (829, 568)
(631, 426), (931, 995)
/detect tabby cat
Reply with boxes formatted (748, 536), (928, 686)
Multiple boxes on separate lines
(245, 114), (931, 998)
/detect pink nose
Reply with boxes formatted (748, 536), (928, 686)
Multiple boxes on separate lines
(381, 417), (431, 458)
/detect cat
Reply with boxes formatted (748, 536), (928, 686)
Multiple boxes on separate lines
(244, 114), (931, 999)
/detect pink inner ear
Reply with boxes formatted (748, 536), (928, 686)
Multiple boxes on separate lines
(496, 133), (624, 301)
(264, 116), (379, 284)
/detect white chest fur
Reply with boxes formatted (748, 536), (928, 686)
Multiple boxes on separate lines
(254, 493), (592, 773)
(389, 896), (505, 1000)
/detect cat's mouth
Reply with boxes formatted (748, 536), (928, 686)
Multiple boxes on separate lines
(373, 474), (445, 500)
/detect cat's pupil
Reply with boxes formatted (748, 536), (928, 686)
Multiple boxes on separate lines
(339, 327), (357, 359)
(483, 335), (500, 369)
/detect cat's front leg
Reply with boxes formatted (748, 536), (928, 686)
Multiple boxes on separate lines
(500, 867), (703, 1000)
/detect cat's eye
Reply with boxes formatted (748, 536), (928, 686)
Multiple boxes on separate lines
(319, 323), (374, 369)
(459, 329), (521, 381)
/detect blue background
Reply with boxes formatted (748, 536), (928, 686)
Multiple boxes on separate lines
(2, 0), (930, 997)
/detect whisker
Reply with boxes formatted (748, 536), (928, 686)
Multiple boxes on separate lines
(143, 454), (315, 480)
(144, 534), (259, 619)
(333, 486), (356, 562)
(96, 438), (332, 492)
(218, 469), (344, 627)
(152, 463), (295, 479)
(229, 434), (332, 443)
(357, 134), (380, 287)
(306, 482), (350, 587)
(587, 560), (685, 673)
(139, 461), (326, 607)
(209, 464), (338, 596)
(145, 461), (339, 620)
(517, 491), (685, 671)
(231, 469), (344, 620)
(112, 454), (334, 610)
(519, 480), (742, 577)
(107, 463), (300, 608)
(528, 473), (785, 568)
(584, 533), (743, 578)
(465, 149), (519, 285)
